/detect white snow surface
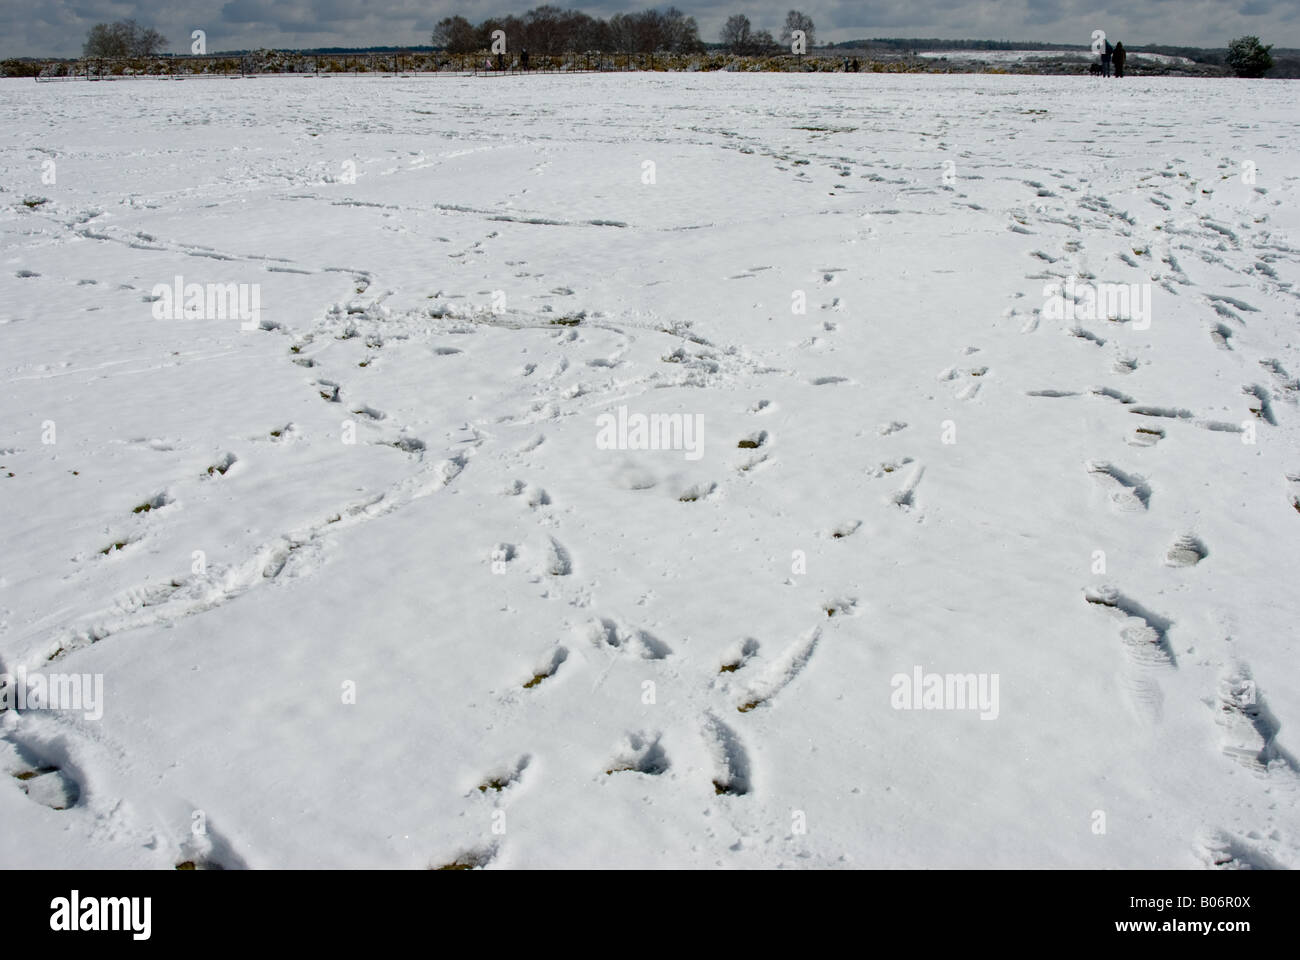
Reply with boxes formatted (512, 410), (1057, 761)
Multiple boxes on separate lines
(1, 72), (1298, 869)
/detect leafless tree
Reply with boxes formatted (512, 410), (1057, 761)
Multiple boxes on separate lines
(433, 16), (477, 54)
(781, 10), (815, 50)
(749, 29), (777, 55)
(721, 14), (752, 54)
(83, 19), (167, 58)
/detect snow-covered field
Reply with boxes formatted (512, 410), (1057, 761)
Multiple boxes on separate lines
(2, 72), (1298, 869)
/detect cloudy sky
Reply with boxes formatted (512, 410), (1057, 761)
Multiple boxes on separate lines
(4, 0), (1297, 58)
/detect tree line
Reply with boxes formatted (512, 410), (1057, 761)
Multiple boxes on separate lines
(74, 11), (1272, 77)
(433, 6), (815, 56)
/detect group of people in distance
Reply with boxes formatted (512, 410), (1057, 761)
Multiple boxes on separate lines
(1093, 39), (1127, 77)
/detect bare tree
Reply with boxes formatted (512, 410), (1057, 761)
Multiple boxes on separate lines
(721, 14), (752, 54)
(524, 5), (566, 56)
(570, 13), (611, 52)
(476, 15), (525, 53)
(607, 12), (638, 53)
(83, 19), (167, 58)
(133, 24), (167, 56)
(433, 16), (477, 54)
(662, 7), (704, 54)
(437, 6), (723, 58)
(781, 10), (815, 50)
(603, 9), (655, 53)
(84, 23), (128, 57)
(749, 29), (777, 55)
(633, 10), (669, 53)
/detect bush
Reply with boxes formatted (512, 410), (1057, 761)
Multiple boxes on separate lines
(1225, 36), (1273, 78)
(1, 59), (41, 77)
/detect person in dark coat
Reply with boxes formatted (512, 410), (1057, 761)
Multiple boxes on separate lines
(1113, 42), (1127, 78)
(1101, 39), (1113, 76)
(521, 48), (529, 71)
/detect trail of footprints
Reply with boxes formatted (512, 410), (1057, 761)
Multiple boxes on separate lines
(52, 439), (475, 663)
(40, 290), (491, 663)
(32, 184), (1298, 869)
(445, 357), (899, 861)
(441, 160), (1293, 867)
(455, 604), (839, 864)
(75, 232), (1300, 865)
(442, 340), (796, 865)
(1061, 297), (1296, 866)
(1014, 211), (1298, 864)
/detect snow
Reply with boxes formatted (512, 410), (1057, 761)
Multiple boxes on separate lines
(1, 72), (1298, 869)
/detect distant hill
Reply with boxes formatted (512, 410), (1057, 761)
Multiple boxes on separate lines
(825, 38), (1079, 52)
(824, 37), (1300, 77)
